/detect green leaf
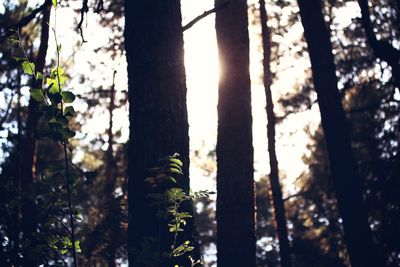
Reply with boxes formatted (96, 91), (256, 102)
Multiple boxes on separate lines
(22, 61), (35, 75)
(48, 92), (62, 105)
(60, 249), (68, 255)
(55, 115), (68, 126)
(36, 72), (43, 80)
(52, 0), (57, 7)
(61, 91), (75, 103)
(169, 158), (183, 167)
(30, 89), (44, 102)
(13, 56), (24, 62)
(61, 127), (76, 139)
(64, 106), (75, 117)
(9, 37), (19, 45)
(74, 241), (81, 253)
(167, 167), (183, 175)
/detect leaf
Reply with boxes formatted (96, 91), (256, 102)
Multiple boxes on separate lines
(13, 56), (24, 62)
(169, 158), (183, 167)
(61, 127), (76, 139)
(52, 0), (57, 7)
(22, 61), (35, 75)
(8, 38), (19, 45)
(48, 92), (62, 105)
(74, 241), (81, 253)
(30, 89), (44, 102)
(167, 167), (183, 175)
(60, 249), (68, 255)
(36, 72), (43, 80)
(64, 106), (75, 116)
(61, 91), (75, 103)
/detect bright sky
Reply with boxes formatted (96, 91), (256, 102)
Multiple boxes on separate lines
(0, 1), (364, 266)
(0, 0), (363, 194)
(0, 0), (321, 194)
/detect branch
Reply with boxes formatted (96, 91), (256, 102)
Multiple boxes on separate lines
(182, 1), (230, 32)
(76, 0), (89, 43)
(0, 0), (51, 43)
(357, 0), (400, 87)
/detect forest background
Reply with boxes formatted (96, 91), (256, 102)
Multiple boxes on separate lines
(0, 0), (399, 266)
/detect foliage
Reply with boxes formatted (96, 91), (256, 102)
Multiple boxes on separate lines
(131, 154), (204, 267)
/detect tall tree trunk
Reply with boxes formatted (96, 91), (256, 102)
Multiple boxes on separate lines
(357, 0), (400, 88)
(259, 1), (293, 267)
(296, 1), (386, 266)
(125, 1), (194, 266)
(215, 0), (256, 266)
(20, 5), (50, 266)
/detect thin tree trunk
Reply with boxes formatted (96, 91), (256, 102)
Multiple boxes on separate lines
(296, 1), (386, 266)
(215, 0), (256, 266)
(104, 70), (117, 267)
(259, 1), (293, 267)
(20, 5), (50, 266)
(125, 1), (195, 266)
(357, 0), (400, 88)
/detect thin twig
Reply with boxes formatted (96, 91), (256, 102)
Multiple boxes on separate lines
(182, 1), (230, 32)
(94, 0), (104, 13)
(76, 0), (89, 43)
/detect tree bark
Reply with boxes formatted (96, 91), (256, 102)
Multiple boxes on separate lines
(20, 5), (50, 266)
(296, 1), (386, 266)
(215, 0), (256, 266)
(259, 1), (293, 267)
(125, 1), (195, 266)
(357, 0), (400, 88)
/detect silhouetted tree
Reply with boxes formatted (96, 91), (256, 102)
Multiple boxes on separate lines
(125, 1), (194, 266)
(215, 0), (256, 266)
(297, 0), (386, 266)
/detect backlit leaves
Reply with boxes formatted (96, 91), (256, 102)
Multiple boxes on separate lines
(22, 60), (35, 75)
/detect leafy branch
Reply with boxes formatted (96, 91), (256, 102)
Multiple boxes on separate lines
(12, 1), (79, 265)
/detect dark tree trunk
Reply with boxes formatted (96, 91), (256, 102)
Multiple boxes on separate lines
(297, 1), (386, 267)
(357, 0), (400, 88)
(20, 5), (51, 266)
(259, 1), (293, 267)
(125, 1), (195, 266)
(104, 70), (118, 267)
(215, 0), (256, 266)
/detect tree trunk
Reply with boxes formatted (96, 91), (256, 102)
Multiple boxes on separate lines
(296, 1), (386, 266)
(215, 0), (256, 266)
(259, 1), (293, 267)
(125, 1), (195, 266)
(357, 0), (400, 88)
(104, 70), (117, 267)
(20, 5), (50, 266)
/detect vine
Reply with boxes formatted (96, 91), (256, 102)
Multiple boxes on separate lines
(13, 0), (79, 265)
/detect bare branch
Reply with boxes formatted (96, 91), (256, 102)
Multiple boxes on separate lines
(76, 0), (89, 43)
(182, 1), (230, 32)
(0, 0), (51, 43)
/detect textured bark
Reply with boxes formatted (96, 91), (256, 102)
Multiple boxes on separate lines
(357, 0), (400, 88)
(215, 0), (256, 266)
(20, 5), (50, 266)
(125, 1), (194, 266)
(259, 1), (293, 267)
(297, 1), (386, 267)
